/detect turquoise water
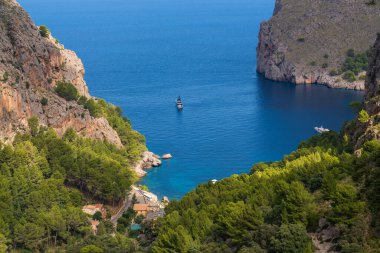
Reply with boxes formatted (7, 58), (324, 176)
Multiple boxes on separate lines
(20, 0), (363, 199)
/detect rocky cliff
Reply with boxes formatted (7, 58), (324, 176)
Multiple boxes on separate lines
(351, 34), (380, 149)
(257, 0), (380, 90)
(0, 0), (122, 146)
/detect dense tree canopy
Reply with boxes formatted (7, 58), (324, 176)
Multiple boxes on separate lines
(150, 131), (380, 252)
(0, 114), (145, 251)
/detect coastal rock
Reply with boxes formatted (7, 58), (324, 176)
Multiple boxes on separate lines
(162, 154), (172, 159)
(256, 0), (380, 90)
(0, 0), (122, 146)
(133, 151), (162, 178)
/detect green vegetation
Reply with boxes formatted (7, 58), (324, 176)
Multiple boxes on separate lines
(297, 37), (305, 42)
(339, 49), (371, 82)
(55, 80), (79, 101)
(358, 109), (370, 123)
(93, 211), (103, 221)
(151, 131), (380, 252)
(2, 71), (9, 82)
(0, 115), (145, 252)
(365, 0), (377, 6)
(64, 88), (145, 158)
(343, 71), (356, 82)
(19, 121), (139, 202)
(40, 97), (48, 106)
(341, 50), (369, 74)
(346, 48), (355, 58)
(39, 25), (50, 38)
(329, 69), (338, 76)
(117, 208), (137, 234)
(82, 98), (146, 158)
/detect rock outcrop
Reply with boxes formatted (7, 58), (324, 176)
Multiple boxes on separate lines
(162, 154), (172, 159)
(257, 0), (380, 90)
(0, 0), (122, 146)
(133, 151), (162, 177)
(351, 34), (380, 148)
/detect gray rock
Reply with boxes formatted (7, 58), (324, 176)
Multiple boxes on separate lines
(0, 0), (122, 146)
(256, 0), (380, 90)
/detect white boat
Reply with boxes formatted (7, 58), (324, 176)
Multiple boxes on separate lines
(314, 126), (330, 134)
(176, 96), (183, 110)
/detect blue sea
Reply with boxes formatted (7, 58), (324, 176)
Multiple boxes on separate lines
(20, 0), (363, 199)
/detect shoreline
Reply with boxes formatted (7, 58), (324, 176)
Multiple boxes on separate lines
(256, 72), (365, 91)
(133, 151), (162, 178)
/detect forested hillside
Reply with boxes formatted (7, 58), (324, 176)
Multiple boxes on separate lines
(151, 132), (380, 253)
(0, 112), (144, 252)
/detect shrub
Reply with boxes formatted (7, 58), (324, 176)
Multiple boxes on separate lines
(55, 81), (79, 101)
(135, 214), (145, 224)
(310, 61), (316, 66)
(78, 96), (88, 105)
(28, 117), (39, 136)
(341, 51), (368, 75)
(39, 25), (50, 38)
(347, 49), (355, 58)
(358, 110), (370, 123)
(365, 0), (376, 6)
(324, 54), (329, 59)
(80, 245), (103, 253)
(322, 63), (328, 69)
(343, 71), (356, 82)
(270, 224), (313, 253)
(297, 37), (305, 42)
(359, 74), (366, 81)
(2, 71), (9, 82)
(40, 97), (48, 106)
(84, 99), (101, 117)
(329, 69), (338, 76)
(93, 211), (103, 221)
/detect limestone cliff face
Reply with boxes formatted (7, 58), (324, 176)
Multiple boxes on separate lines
(351, 34), (380, 149)
(257, 0), (380, 90)
(0, 0), (122, 146)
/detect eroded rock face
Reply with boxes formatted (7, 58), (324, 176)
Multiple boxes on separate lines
(350, 35), (380, 149)
(0, 0), (121, 146)
(256, 0), (380, 90)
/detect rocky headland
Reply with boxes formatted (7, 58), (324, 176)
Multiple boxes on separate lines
(0, 0), (163, 180)
(257, 0), (380, 90)
(0, 0), (122, 145)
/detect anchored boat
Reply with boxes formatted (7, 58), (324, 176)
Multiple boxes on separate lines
(314, 126), (330, 134)
(176, 96), (183, 110)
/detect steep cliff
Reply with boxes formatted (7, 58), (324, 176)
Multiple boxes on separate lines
(350, 34), (380, 148)
(0, 0), (122, 146)
(257, 0), (380, 90)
